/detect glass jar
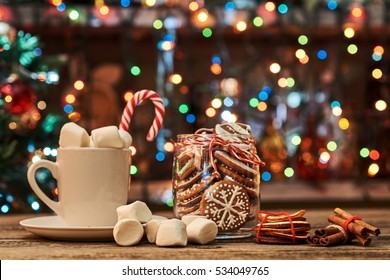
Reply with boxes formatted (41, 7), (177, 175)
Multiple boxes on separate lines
(172, 133), (262, 238)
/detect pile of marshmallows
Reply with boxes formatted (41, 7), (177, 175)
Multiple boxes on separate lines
(114, 201), (218, 246)
(59, 122), (132, 149)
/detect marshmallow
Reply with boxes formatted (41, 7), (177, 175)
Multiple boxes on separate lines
(116, 200), (152, 223)
(118, 130), (132, 148)
(186, 218), (218, 245)
(145, 219), (163, 243)
(113, 218), (144, 246)
(59, 122), (90, 148)
(156, 219), (187, 247)
(181, 215), (206, 226)
(151, 215), (168, 220)
(91, 126), (123, 148)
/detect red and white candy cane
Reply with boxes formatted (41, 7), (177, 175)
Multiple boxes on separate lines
(119, 89), (165, 142)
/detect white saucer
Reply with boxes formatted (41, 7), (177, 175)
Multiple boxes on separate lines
(20, 216), (114, 241)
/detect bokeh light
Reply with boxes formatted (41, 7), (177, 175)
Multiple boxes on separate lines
(375, 100), (387, 111)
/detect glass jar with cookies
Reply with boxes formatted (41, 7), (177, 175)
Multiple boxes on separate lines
(172, 123), (264, 239)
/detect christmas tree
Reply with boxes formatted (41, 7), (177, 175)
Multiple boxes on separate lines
(0, 22), (66, 213)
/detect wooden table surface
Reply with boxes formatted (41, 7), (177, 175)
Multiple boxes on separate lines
(1, 208), (389, 260)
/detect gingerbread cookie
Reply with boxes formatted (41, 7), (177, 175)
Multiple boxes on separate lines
(175, 174), (216, 217)
(200, 180), (250, 232)
(214, 123), (251, 135)
(214, 150), (258, 178)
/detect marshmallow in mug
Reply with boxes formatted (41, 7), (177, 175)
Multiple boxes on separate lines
(59, 122), (90, 148)
(91, 126), (132, 148)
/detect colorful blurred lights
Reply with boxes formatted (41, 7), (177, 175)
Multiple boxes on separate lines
(298, 35), (308, 45)
(291, 135), (301, 146)
(249, 98), (259, 108)
(360, 148), (370, 158)
(211, 98), (222, 109)
(284, 167), (294, 178)
(130, 66), (141, 76)
(205, 107), (216, 117)
(370, 150), (380, 161)
(65, 94), (76, 104)
(262, 171), (271, 181)
(235, 21), (247, 32)
(210, 64), (222, 75)
(31, 201), (40, 211)
(344, 27), (355, 38)
(186, 114), (196, 123)
(178, 104), (189, 114)
(202, 28), (212, 37)
(368, 163), (379, 177)
(169, 74), (182, 84)
(270, 62), (281, 74)
(317, 50), (327, 60)
(327, 1), (337, 10)
(327, 141), (337, 152)
(338, 118), (349, 130)
(257, 101), (267, 112)
(372, 69), (383, 79)
(253, 17), (263, 27)
(375, 100), (387, 111)
(347, 44), (358, 54)
(73, 80), (85, 90)
(295, 49), (306, 59)
(332, 106), (342, 116)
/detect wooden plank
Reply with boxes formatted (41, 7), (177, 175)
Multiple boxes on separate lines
(1, 208), (389, 260)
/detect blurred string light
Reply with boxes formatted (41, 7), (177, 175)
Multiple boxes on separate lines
(347, 44), (358, 54)
(235, 21), (247, 32)
(202, 27), (212, 37)
(344, 27), (355, 38)
(327, 0), (337, 10)
(317, 50), (327, 60)
(298, 35), (308, 45)
(368, 163), (379, 177)
(375, 100), (387, 111)
(121, 0), (131, 8)
(372, 68), (382, 79)
(253, 17), (263, 27)
(373, 45), (384, 61)
(130, 65), (141, 76)
(277, 4), (288, 14)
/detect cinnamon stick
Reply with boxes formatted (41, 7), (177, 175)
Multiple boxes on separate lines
(319, 232), (346, 246)
(306, 234), (319, 245)
(355, 234), (372, 246)
(327, 215), (369, 238)
(314, 226), (340, 237)
(334, 208), (381, 236)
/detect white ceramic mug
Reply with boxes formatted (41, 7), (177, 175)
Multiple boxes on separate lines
(27, 148), (131, 227)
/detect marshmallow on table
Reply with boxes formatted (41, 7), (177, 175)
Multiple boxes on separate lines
(156, 219), (187, 247)
(181, 215), (206, 226)
(186, 218), (218, 245)
(59, 122), (90, 148)
(116, 200), (152, 223)
(91, 126), (123, 148)
(145, 219), (163, 243)
(151, 215), (168, 221)
(113, 218), (144, 246)
(118, 130), (132, 148)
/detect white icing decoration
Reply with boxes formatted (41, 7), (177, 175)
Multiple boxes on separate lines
(205, 184), (248, 230)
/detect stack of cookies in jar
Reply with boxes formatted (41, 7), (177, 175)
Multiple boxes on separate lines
(172, 123), (264, 237)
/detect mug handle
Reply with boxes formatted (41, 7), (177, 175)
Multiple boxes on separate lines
(27, 160), (62, 217)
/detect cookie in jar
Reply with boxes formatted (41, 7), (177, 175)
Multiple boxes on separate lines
(172, 123), (264, 238)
